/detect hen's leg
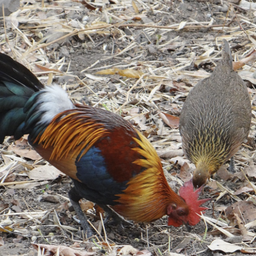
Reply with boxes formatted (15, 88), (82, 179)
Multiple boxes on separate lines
(228, 157), (235, 173)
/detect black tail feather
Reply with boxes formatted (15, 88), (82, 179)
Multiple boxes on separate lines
(0, 53), (44, 91)
(0, 53), (44, 143)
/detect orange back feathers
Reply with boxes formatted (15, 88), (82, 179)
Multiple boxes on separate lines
(35, 108), (109, 161)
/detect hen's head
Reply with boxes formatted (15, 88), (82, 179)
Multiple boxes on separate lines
(192, 169), (211, 188)
(167, 180), (208, 227)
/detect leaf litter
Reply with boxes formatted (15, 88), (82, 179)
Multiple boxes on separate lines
(1, 0), (256, 255)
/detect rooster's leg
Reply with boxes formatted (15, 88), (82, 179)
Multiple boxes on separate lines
(98, 204), (132, 227)
(68, 187), (93, 237)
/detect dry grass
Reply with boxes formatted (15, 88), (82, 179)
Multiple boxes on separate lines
(1, 0), (256, 255)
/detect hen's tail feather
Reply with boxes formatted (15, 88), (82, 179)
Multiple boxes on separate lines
(222, 39), (232, 68)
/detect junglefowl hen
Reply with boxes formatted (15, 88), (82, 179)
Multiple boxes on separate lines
(179, 40), (251, 188)
(0, 53), (207, 236)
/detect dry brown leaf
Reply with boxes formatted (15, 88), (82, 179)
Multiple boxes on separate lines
(234, 213), (249, 238)
(233, 50), (256, 71)
(28, 165), (65, 181)
(158, 149), (183, 159)
(178, 162), (191, 181)
(118, 69), (144, 78)
(241, 248), (256, 254)
(238, 70), (256, 85)
(234, 213), (252, 241)
(95, 68), (119, 75)
(118, 14), (144, 21)
(78, 0), (98, 10)
(215, 166), (233, 181)
(209, 238), (256, 254)
(5, 181), (49, 189)
(234, 185), (253, 195)
(100, 241), (116, 248)
(94, 204), (105, 218)
(206, 180), (218, 190)
(119, 245), (151, 256)
(32, 243), (94, 256)
(119, 245), (138, 255)
(244, 165), (256, 179)
(128, 107), (140, 116)
(185, 69), (211, 79)
(132, 16), (142, 21)
(35, 64), (61, 73)
(225, 201), (256, 225)
(80, 200), (94, 212)
(159, 112), (180, 129)
(208, 239), (242, 253)
(170, 156), (190, 167)
(133, 115), (148, 131)
(8, 139), (41, 161)
(73, 0), (103, 11)
(96, 68), (144, 78)
(136, 250), (151, 256)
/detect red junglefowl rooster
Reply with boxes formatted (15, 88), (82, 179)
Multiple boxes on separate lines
(0, 53), (207, 236)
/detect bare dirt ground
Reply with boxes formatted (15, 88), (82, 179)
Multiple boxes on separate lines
(1, 0), (256, 255)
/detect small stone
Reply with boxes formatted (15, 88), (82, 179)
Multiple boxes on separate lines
(41, 194), (60, 203)
(31, 236), (37, 243)
(82, 15), (89, 24)
(219, 4), (229, 12)
(59, 46), (70, 58)
(147, 45), (157, 54)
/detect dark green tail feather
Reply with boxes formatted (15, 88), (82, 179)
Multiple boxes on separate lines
(0, 53), (45, 143)
(4, 81), (36, 96)
(0, 53), (44, 91)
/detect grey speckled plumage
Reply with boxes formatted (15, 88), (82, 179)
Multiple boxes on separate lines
(179, 40), (251, 188)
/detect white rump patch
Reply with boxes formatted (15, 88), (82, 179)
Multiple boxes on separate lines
(37, 85), (74, 125)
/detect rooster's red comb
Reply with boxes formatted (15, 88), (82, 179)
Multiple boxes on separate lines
(179, 179), (209, 226)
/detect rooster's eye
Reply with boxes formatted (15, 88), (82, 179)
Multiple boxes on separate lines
(171, 203), (177, 210)
(177, 207), (188, 216)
